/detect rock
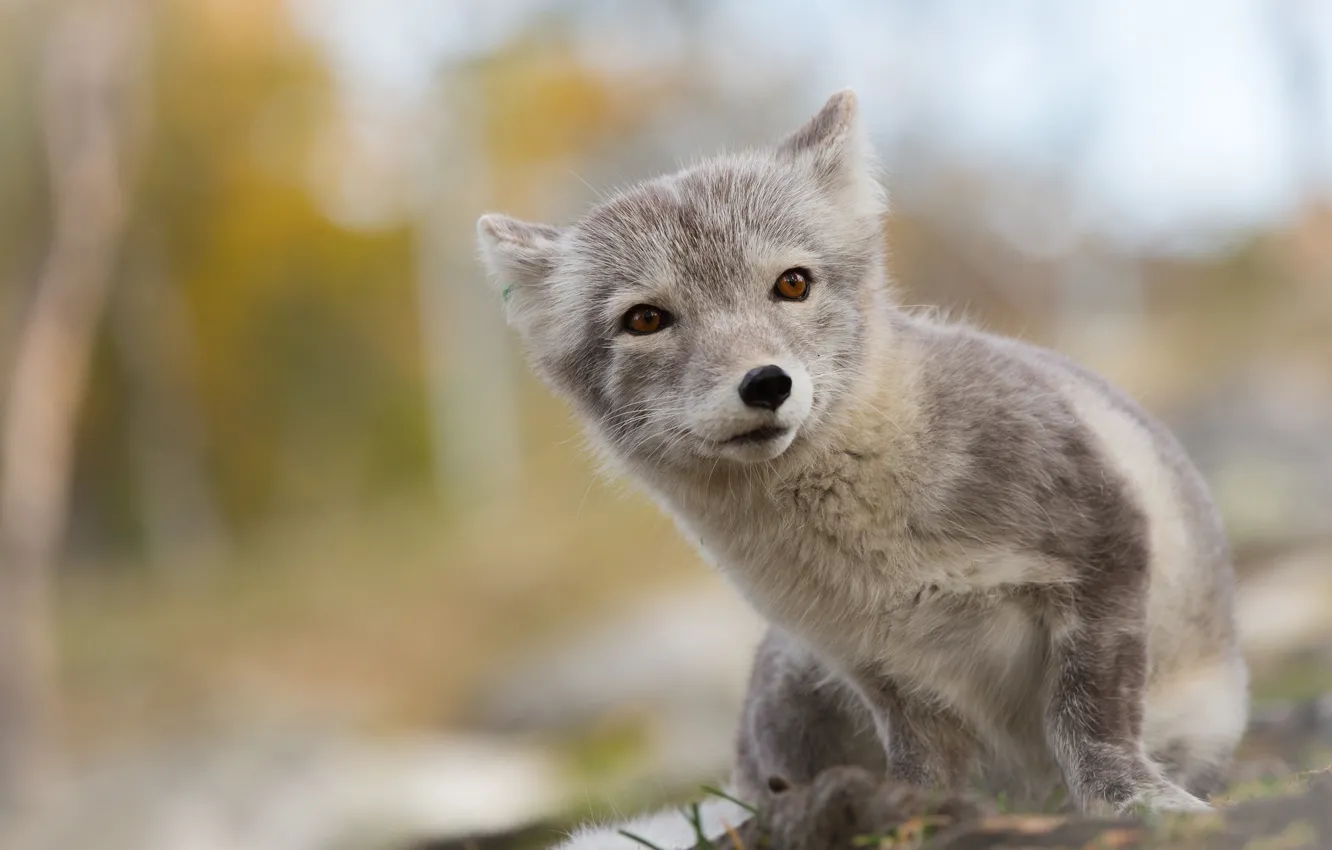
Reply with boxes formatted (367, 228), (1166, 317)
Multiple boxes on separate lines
(474, 585), (763, 732)
(1236, 547), (1332, 660)
(470, 584), (765, 785)
(3, 728), (566, 850)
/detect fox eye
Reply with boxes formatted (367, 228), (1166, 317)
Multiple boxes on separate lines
(774, 268), (811, 301)
(623, 304), (672, 335)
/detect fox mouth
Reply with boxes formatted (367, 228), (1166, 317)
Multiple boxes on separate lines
(721, 425), (791, 445)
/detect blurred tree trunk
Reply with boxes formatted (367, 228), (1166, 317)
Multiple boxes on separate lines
(0, 0), (147, 813)
(113, 232), (229, 570)
(416, 86), (521, 511)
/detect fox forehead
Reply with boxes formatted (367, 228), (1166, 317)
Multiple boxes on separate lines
(565, 158), (831, 295)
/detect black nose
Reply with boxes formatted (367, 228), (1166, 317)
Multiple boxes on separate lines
(738, 365), (792, 410)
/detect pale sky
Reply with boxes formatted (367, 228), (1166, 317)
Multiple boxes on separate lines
(290, 0), (1332, 255)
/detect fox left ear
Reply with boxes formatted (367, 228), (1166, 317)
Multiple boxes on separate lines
(476, 214), (565, 323)
(777, 90), (886, 216)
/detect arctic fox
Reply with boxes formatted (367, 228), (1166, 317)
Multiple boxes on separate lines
(476, 91), (1247, 847)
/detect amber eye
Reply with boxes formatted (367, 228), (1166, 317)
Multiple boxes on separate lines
(623, 304), (671, 335)
(774, 268), (811, 301)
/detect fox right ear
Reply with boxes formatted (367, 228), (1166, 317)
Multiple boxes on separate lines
(476, 214), (564, 319)
(777, 90), (886, 218)
(778, 89), (862, 160)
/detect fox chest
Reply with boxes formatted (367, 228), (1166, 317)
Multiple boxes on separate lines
(676, 468), (1057, 717)
(709, 517), (1047, 673)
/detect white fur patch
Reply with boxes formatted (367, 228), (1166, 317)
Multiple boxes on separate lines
(554, 797), (752, 850)
(1051, 378), (1200, 665)
(1143, 655), (1250, 758)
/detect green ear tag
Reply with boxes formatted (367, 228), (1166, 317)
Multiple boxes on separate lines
(501, 285), (513, 303)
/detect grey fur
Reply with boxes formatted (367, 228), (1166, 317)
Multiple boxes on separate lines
(477, 91), (1247, 819)
(734, 628), (885, 799)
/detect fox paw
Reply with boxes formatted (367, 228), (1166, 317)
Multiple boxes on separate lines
(1121, 782), (1212, 814)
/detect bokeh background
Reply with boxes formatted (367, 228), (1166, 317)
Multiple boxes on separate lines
(1, 0), (1331, 848)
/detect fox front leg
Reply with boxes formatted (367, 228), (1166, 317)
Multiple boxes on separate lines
(733, 629), (886, 801)
(1042, 583), (1210, 815)
(849, 671), (977, 793)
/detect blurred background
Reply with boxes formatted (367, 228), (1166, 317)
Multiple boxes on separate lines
(1, 0), (1331, 847)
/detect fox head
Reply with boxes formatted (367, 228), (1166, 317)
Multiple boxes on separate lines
(476, 91), (890, 473)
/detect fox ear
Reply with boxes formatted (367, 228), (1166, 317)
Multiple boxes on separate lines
(476, 214), (565, 321)
(777, 90), (885, 216)
(779, 89), (862, 157)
